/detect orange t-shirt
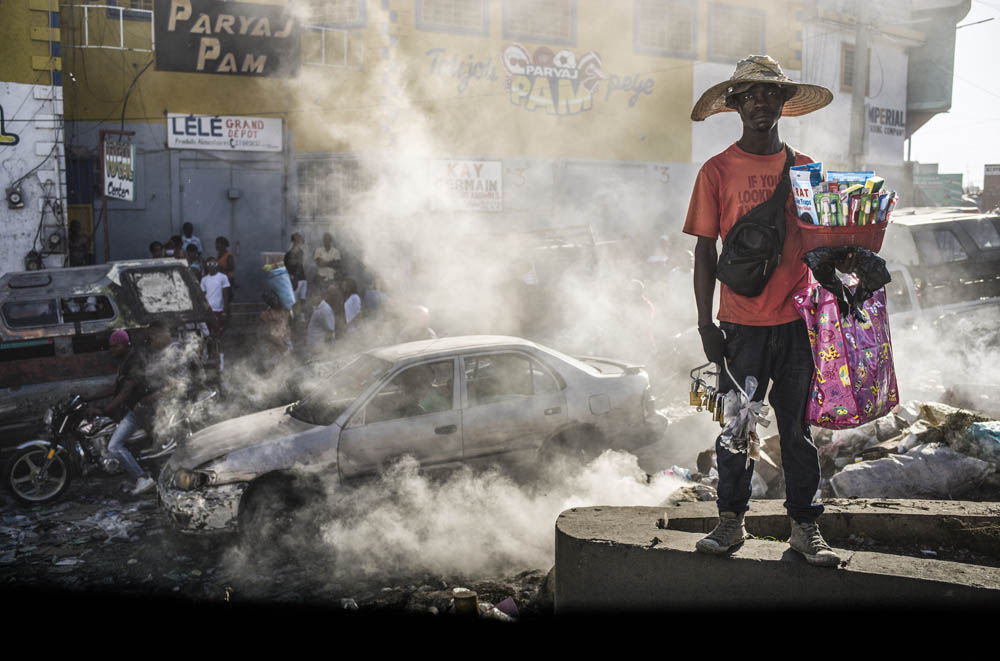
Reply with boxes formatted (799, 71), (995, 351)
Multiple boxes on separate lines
(683, 142), (813, 326)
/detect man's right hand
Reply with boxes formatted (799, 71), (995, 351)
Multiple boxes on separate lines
(698, 324), (726, 365)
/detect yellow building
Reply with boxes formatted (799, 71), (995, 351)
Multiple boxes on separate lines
(54, 0), (964, 295)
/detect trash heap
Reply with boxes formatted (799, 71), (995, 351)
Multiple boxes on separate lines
(668, 400), (1000, 503)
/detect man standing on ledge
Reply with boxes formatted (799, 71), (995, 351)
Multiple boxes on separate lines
(683, 55), (841, 567)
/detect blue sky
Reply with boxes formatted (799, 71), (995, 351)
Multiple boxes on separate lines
(908, 0), (1000, 189)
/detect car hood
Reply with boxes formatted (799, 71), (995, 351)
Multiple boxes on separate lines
(170, 406), (326, 469)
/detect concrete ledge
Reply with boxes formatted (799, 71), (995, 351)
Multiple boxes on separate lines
(554, 501), (1000, 612)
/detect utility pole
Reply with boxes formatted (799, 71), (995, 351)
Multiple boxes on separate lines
(848, 2), (869, 171)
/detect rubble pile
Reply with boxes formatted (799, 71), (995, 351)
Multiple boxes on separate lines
(667, 401), (1000, 503)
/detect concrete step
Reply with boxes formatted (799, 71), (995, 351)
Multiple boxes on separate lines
(554, 501), (1000, 611)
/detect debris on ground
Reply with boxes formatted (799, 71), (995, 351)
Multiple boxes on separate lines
(680, 400), (1000, 501)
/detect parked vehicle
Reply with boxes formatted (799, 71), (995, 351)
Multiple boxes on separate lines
(0, 260), (219, 447)
(158, 335), (669, 537)
(880, 207), (1000, 314)
(2, 391), (217, 505)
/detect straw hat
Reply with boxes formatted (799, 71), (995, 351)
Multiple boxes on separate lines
(691, 55), (833, 121)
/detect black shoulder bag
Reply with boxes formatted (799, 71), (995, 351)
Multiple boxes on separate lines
(715, 145), (796, 298)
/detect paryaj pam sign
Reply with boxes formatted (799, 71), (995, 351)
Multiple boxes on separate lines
(167, 113), (282, 152)
(153, 0), (299, 76)
(104, 140), (135, 201)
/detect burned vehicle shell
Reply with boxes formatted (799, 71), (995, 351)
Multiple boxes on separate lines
(158, 335), (668, 535)
(0, 259), (218, 447)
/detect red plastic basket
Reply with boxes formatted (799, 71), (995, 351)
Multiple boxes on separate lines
(795, 217), (887, 253)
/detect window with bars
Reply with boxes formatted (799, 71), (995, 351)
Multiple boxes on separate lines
(633, 0), (696, 58)
(100, 0), (153, 21)
(707, 4), (765, 62)
(297, 159), (372, 220)
(840, 43), (871, 95)
(305, 0), (366, 28)
(416, 0), (489, 35)
(503, 0), (576, 45)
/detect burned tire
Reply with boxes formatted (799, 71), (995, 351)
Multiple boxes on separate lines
(3, 446), (73, 506)
(539, 426), (607, 471)
(237, 473), (325, 559)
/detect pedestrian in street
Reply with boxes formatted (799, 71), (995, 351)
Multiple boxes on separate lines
(684, 55), (841, 567)
(200, 257), (231, 338)
(185, 243), (203, 280)
(181, 222), (203, 255)
(258, 290), (293, 370)
(165, 235), (184, 259)
(85, 330), (156, 495)
(215, 236), (236, 291)
(284, 232), (307, 297)
(341, 277), (362, 332)
(307, 284), (341, 353)
(313, 232), (341, 288)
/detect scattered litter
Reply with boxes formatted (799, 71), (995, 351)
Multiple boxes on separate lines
(831, 445), (993, 498)
(495, 597), (519, 618)
(920, 549), (937, 557)
(75, 510), (140, 543)
(127, 558), (138, 565)
(341, 598), (358, 610)
(54, 557), (83, 566)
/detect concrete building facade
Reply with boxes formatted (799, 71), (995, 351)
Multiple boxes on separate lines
(0, 0), (69, 274)
(16, 0), (968, 288)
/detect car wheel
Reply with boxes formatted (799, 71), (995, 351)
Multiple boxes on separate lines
(3, 446), (73, 506)
(237, 474), (325, 561)
(539, 426), (606, 472)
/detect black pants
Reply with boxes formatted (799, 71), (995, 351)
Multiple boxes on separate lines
(715, 319), (824, 523)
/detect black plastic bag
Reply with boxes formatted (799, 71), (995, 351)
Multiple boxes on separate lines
(803, 246), (891, 318)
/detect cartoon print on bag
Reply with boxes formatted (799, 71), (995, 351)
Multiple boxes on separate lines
(864, 400), (874, 417)
(833, 405), (850, 417)
(844, 330), (857, 349)
(819, 312), (829, 325)
(838, 364), (851, 387)
(855, 362), (867, 384)
(888, 387), (898, 404)
(807, 328), (817, 346)
(870, 383), (880, 399)
(819, 345), (840, 362)
(819, 328), (836, 344)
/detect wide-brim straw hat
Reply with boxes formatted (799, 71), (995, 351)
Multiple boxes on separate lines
(691, 55), (833, 121)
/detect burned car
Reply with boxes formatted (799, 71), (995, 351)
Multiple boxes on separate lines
(158, 335), (668, 535)
(0, 259), (219, 447)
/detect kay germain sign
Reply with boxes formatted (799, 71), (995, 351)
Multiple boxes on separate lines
(104, 140), (135, 201)
(168, 113), (282, 152)
(431, 160), (502, 212)
(153, 0), (299, 76)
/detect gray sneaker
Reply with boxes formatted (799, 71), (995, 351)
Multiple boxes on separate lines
(695, 511), (747, 555)
(788, 518), (841, 567)
(130, 475), (156, 495)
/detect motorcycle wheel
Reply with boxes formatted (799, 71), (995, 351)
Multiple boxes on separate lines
(3, 446), (73, 506)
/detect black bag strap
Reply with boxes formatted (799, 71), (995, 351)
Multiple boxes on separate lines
(769, 145), (796, 247)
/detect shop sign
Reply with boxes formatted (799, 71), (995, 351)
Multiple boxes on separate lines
(502, 44), (607, 115)
(985, 164), (1000, 177)
(104, 140), (135, 201)
(866, 105), (906, 137)
(167, 113), (282, 152)
(153, 0), (299, 77)
(431, 160), (502, 212)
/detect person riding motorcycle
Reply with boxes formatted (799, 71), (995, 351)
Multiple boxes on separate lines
(85, 328), (163, 495)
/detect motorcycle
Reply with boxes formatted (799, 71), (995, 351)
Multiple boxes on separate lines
(1, 390), (217, 506)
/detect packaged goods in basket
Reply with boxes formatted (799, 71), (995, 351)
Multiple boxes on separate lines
(791, 163), (896, 252)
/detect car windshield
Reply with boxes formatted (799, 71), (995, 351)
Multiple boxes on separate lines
(287, 354), (391, 426)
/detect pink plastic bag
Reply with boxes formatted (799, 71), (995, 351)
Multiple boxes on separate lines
(792, 282), (899, 429)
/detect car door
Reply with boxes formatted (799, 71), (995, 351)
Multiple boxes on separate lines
(337, 358), (463, 479)
(460, 351), (567, 468)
